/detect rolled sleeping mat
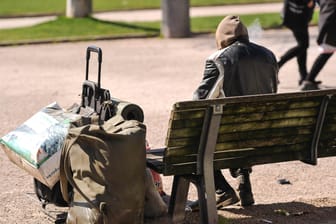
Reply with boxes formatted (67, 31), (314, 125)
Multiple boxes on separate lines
(111, 97), (144, 122)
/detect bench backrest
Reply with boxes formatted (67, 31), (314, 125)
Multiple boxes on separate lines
(162, 89), (336, 176)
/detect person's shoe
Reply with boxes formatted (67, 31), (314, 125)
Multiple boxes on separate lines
(300, 80), (320, 91)
(187, 190), (239, 212)
(186, 201), (197, 212)
(299, 79), (322, 86)
(216, 189), (239, 209)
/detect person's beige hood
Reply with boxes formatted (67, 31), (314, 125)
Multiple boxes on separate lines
(215, 15), (249, 49)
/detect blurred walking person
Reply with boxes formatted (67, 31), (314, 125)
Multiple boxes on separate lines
(301, 0), (336, 90)
(278, 0), (316, 85)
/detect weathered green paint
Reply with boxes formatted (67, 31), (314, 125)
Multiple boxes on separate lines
(219, 117), (316, 133)
(218, 127), (313, 141)
(170, 117), (204, 129)
(172, 109), (205, 120)
(221, 108), (318, 123)
(221, 100), (320, 115)
(167, 127), (202, 139)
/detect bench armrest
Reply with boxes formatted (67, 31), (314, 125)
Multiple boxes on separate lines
(146, 148), (166, 174)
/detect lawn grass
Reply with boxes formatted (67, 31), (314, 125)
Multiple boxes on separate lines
(94, 0), (281, 12)
(0, 0), (281, 17)
(0, 12), (319, 46)
(0, 17), (160, 45)
(0, 0), (65, 16)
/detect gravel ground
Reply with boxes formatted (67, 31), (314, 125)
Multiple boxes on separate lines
(0, 26), (336, 224)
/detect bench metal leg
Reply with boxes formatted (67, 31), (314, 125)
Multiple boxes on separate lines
(194, 104), (221, 224)
(303, 95), (331, 165)
(194, 174), (217, 224)
(169, 175), (190, 224)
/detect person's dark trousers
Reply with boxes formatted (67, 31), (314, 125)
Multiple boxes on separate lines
(230, 167), (255, 206)
(214, 168), (254, 206)
(213, 170), (239, 207)
(306, 52), (334, 82)
(214, 170), (235, 192)
(187, 170), (239, 211)
(278, 27), (310, 82)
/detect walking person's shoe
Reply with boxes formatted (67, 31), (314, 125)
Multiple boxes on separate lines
(187, 189), (239, 212)
(300, 80), (321, 91)
(237, 171), (255, 207)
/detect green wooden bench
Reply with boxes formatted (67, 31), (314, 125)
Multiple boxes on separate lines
(146, 89), (336, 224)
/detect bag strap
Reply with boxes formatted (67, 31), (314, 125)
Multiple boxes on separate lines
(59, 130), (100, 211)
(60, 130), (109, 224)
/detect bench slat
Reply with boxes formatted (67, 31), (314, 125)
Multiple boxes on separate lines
(166, 124), (314, 146)
(219, 117), (316, 133)
(163, 142), (312, 175)
(221, 108), (318, 123)
(163, 148), (310, 175)
(220, 100), (320, 115)
(172, 90), (336, 109)
(213, 149), (309, 170)
(165, 130), (312, 156)
(171, 109), (205, 120)
(218, 127), (313, 141)
(216, 134), (312, 151)
(166, 114), (317, 141)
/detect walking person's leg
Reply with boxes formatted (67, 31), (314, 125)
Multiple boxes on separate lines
(301, 52), (333, 90)
(278, 27), (310, 85)
(295, 28), (310, 84)
(278, 28), (302, 68)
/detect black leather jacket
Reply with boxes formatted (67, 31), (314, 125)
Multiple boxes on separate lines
(193, 40), (279, 100)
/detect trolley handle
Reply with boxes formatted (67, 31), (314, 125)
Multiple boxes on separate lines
(85, 46), (102, 88)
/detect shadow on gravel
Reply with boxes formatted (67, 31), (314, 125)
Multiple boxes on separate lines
(144, 201), (336, 224)
(24, 184), (336, 224)
(219, 201), (336, 224)
(90, 17), (160, 33)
